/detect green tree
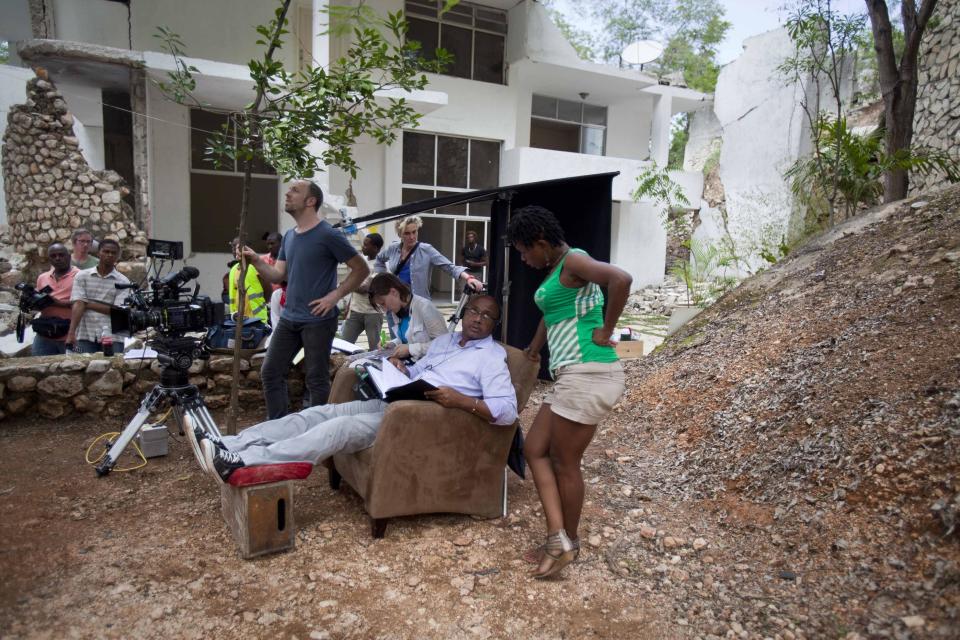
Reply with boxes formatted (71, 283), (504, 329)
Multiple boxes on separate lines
(156, 0), (444, 431)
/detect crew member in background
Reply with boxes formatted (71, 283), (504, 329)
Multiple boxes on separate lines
(461, 230), (488, 292)
(66, 238), (130, 354)
(340, 232), (385, 350)
(242, 179), (369, 418)
(70, 228), (99, 270)
(228, 238), (271, 324)
(31, 243), (78, 356)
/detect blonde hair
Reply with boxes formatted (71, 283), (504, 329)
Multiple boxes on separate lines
(395, 215), (423, 234)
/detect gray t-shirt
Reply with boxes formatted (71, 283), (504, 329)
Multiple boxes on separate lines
(278, 220), (358, 323)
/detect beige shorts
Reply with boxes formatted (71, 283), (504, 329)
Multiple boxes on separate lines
(544, 361), (626, 425)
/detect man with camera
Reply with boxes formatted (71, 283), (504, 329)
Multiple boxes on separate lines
(66, 238), (130, 354)
(30, 243), (79, 356)
(242, 179), (369, 418)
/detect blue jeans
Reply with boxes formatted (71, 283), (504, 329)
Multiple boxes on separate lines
(71, 339), (102, 354)
(32, 335), (67, 356)
(260, 316), (338, 419)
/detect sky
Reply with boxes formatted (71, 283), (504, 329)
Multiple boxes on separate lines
(717, 0), (867, 63)
(549, 0), (869, 65)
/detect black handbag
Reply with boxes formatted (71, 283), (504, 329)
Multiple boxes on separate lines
(30, 316), (70, 339)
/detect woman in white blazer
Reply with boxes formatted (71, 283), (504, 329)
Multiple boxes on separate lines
(368, 272), (448, 361)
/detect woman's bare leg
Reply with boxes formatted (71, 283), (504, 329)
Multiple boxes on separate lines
(526, 404), (565, 533)
(546, 413), (597, 541)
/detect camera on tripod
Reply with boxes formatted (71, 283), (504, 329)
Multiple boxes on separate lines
(15, 282), (55, 313)
(110, 265), (224, 338)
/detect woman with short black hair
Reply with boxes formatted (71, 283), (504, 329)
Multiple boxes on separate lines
(507, 205), (632, 579)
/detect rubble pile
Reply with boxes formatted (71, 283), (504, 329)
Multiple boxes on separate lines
(599, 186), (960, 636)
(1, 70), (147, 275)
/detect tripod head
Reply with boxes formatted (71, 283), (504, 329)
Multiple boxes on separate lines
(150, 334), (211, 382)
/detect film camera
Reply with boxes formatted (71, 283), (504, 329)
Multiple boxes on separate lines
(110, 265), (224, 338)
(15, 282), (55, 313)
(14, 282), (60, 343)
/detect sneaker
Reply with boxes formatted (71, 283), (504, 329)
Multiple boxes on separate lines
(201, 439), (245, 485)
(182, 414), (209, 473)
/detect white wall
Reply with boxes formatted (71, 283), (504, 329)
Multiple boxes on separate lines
(131, 0), (299, 71)
(501, 147), (651, 202)
(689, 28), (811, 272)
(607, 97), (655, 161)
(0, 0), (33, 66)
(52, 0), (130, 49)
(611, 200), (667, 287)
(56, 80), (105, 171)
(0, 65), (35, 227)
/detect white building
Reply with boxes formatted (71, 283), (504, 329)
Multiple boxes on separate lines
(0, 0), (707, 299)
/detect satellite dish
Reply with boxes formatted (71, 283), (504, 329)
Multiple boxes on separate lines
(621, 40), (664, 66)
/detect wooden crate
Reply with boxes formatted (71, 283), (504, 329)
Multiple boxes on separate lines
(615, 340), (645, 360)
(220, 481), (296, 559)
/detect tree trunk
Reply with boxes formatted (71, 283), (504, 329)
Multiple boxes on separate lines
(864, 0), (939, 202)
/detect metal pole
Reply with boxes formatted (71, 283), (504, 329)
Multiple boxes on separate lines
(499, 192), (514, 344)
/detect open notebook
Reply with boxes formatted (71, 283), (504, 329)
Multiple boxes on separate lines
(366, 358), (437, 402)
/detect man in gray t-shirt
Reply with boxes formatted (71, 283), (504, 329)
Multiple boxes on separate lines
(244, 180), (368, 418)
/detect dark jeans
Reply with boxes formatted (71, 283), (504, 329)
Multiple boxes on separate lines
(32, 335), (67, 356)
(261, 316), (338, 419)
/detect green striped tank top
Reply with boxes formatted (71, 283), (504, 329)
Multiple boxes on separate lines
(534, 248), (618, 376)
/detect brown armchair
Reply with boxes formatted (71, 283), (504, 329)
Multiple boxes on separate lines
(326, 344), (539, 537)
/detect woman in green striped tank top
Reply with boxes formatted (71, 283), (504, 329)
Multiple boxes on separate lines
(507, 206), (632, 579)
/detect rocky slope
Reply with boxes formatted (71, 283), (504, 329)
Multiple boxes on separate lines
(604, 184), (960, 636)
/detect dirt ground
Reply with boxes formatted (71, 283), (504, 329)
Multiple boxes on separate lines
(2, 188), (960, 639)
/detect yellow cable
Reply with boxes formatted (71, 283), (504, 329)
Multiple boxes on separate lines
(85, 409), (175, 472)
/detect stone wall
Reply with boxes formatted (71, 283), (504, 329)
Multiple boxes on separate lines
(0, 352), (314, 422)
(911, 3), (960, 195)
(1, 70), (147, 272)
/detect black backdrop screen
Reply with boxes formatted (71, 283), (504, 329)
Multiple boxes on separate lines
(350, 172), (617, 378)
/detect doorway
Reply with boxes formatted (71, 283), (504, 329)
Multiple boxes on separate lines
(418, 213), (490, 303)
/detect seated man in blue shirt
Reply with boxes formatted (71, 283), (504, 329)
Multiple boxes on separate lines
(190, 295), (516, 484)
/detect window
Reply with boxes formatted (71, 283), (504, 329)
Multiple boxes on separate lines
(530, 95), (608, 156)
(189, 110), (279, 253)
(401, 131), (500, 215)
(404, 0), (507, 84)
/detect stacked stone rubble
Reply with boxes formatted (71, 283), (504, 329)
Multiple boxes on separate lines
(0, 352), (320, 422)
(1, 71), (147, 266)
(911, 3), (960, 194)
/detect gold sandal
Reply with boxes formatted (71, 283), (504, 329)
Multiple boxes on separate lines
(523, 537), (579, 564)
(532, 529), (577, 579)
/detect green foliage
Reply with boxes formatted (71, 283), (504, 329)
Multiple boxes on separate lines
(0, 40), (9, 65)
(155, 2), (443, 180)
(668, 113), (689, 170)
(544, 0), (730, 92)
(670, 238), (737, 306)
(633, 163), (691, 234)
(785, 115), (960, 226)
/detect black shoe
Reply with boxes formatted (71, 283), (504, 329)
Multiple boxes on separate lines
(198, 425), (226, 450)
(201, 440), (245, 485)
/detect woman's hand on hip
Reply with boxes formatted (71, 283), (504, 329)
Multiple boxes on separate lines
(592, 327), (616, 347)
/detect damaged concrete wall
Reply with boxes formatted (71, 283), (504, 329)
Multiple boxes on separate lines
(1, 71), (147, 268)
(911, 1), (960, 195)
(685, 27), (856, 273)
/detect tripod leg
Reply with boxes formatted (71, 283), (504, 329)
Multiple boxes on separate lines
(95, 410), (153, 477)
(172, 407), (208, 473)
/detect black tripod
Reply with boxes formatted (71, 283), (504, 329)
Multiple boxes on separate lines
(95, 338), (220, 476)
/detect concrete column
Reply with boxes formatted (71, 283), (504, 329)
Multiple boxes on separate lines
(650, 94), (672, 167)
(307, 0), (330, 194)
(130, 68), (151, 234)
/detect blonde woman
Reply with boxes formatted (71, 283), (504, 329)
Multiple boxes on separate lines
(375, 215), (483, 300)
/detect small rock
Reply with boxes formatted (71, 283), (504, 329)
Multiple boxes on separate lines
(452, 535), (472, 547)
(693, 537), (708, 551)
(588, 534), (602, 547)
(406, 576), (421, 588)
(900, 615), (924, 629)
(779, 570), (797, 580)
(640, 526), (657, 539)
